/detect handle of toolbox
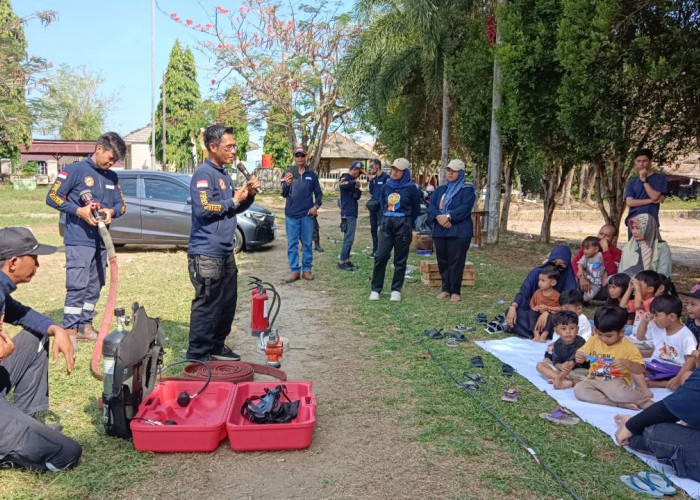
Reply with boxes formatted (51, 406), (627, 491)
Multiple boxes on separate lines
(304, 395), (316, 408)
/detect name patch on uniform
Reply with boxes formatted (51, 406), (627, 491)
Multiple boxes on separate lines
(84, 176), (94, 187)
(219, 178), (227, 190)
(58, 172), (68, 179)
(196, 180), (208, 188)
(105, 184), (115, 190)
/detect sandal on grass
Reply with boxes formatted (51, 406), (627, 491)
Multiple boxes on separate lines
(446, 337), (459, 348)
(539, 407), (580, 425)
(501, 388), (519, 403)
(451, 332), (468, 342)
(501, 363), (515, 376)
(475, 313), (488, 325)
(470, 356), (484, 368)
(423, 328), (444, 339)
(459, 380), (483, 392)
(462, 372), (486, 384)
(620, 475), (664, 498)
(635, 472), (676, 496)
(485, 321), (505, 335)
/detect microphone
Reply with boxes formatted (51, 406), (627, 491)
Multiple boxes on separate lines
(236, 162), (251, 181)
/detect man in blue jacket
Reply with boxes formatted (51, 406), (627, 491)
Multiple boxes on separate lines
(624, 149), (666, 239)
(187, 124), (260, 362)
(46, 132), (126, 344)
(281, 147), (323, 282)
(367, 159), (389, 258)
(338, 161), (366, 270)
(0, 227), (80, 471)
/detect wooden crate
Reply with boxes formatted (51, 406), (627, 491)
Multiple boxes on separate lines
(420, 261), (475, 287)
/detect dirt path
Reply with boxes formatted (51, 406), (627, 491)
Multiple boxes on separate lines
(120, 201), (500, 500)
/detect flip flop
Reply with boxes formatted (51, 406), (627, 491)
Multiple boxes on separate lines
(485, 322), (505, 335)
(501, 363), (515, 376)
(492, 314), (506, 325)
(620, 475), (664, 498)
(423, 328), (444, 339)
(459, 380), (483, 392)
(446, 337), (459, 348)
(470, 356), (484, 368)
(462, 372), (486, 384)
(539, 407), (580, 425)
(635, 472), (676, 496)
(450, 332), (468, 342)
(501, 388), (519, 403)
(475, 313), (488, 325)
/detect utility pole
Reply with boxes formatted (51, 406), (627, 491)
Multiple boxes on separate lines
(162, 71), (166, 169)
(150, 0), (156, 170)
(486, 0), (505, 244)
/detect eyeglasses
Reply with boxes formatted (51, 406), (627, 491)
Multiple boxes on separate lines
(220, 144), (238, 152)
(294, 153), (306, 158)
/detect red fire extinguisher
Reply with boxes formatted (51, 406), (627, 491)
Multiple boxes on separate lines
(251, 284), (269, 336)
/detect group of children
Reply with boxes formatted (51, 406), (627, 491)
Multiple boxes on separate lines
(530, 259), (700, 410)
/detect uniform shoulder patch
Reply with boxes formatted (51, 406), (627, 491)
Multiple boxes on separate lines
(196, 179), (209, 188)
(58, 172), (68, 179)
(84, 176), (94, 187)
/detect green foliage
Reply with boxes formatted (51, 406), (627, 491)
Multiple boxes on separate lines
(0, 0), (31, 160)
(19, 160), (37, 176)
(200, 86), (250, 159)
(30, 65), (115, 140)
(152, 40), (202, 170)
(263, 105), (292, 169)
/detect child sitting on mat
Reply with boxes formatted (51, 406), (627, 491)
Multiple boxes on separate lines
(536, 311), (589, 389)
(620, 270), (662, 339)
(529, 265), (561, 343)
(574, 306), (653, 410)
(605, 273), (630, 309)
(680, 281), (700, 343)
(636, 295), (697, 389)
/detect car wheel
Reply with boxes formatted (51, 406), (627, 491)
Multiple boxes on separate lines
(234, 227), (244, 254)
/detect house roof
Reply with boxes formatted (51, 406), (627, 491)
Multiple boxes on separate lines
(319, 132), (377, 160)
(126, 124), (259, 151)
(661, 152), (700, 180)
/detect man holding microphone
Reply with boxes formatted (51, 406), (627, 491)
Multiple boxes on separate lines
(338, 161), (366, 270)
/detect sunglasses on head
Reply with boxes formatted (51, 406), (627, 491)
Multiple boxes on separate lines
(294, 153), (306, 158)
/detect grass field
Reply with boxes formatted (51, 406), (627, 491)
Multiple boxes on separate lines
(0, 185), (693, 499)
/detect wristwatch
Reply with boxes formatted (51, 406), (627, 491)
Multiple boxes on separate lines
(446, 214), (452, 221)
(641, 179), (648, 184)
(232, 199), (240, 209)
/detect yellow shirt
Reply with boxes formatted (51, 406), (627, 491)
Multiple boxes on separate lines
(578, 336), (644, 386)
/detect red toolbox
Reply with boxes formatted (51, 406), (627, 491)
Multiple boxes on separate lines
(226, 381), (316, 451)
(131, 380), (235, 452)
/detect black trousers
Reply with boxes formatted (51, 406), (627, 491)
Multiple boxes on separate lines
(313, 216), (320, 245)
(371, 217), (412, 293)
(0, 331), (82, 471)
(187, 253), (238, 359)
(433, 237), (471, 295)
(369, 209), (382, 253)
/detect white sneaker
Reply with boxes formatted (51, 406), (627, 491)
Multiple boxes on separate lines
(369, 291), (380, 300)
(390, 291), (401, 302)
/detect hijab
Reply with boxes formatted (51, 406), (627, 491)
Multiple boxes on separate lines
(386, 169), (412, 189)
(619, 214), (662, 276)
(440, 170), (465, 214)
(544, 245), (578, 292)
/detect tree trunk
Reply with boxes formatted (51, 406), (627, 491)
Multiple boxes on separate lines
(499, 151), (517, 233)
(593, 157), (628, 234)
(578, 164), (588, 201)
(585, 169), (596, 204)
(440, 70), (449, 185)
(310, 110), (332, 174)
(562, 167), (575, 210)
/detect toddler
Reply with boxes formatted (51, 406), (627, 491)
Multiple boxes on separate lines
(576, 236), (607, 301)
(529, 265), (561, 342)
(605, 273), (630, 308)
(536, 311), (589, 389)
(574, 306), (653, 410)
(636, 295), (697, 389)
(620, 270), (662, 339)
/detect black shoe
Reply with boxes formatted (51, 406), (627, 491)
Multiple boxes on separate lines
(212, 345), (241, 361)
(314, 244), (324, 252)
(338, 262), (353, 271)
(369, 252), (376, 259)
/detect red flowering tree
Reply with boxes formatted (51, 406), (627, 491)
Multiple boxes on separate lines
(168, 0), (360, 172)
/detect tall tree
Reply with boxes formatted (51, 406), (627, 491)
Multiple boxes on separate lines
(168, 0), (359, 174)
(200, 86), (250, 159)
(557, 0), (700, 231)
(30, 65), (115, 140)
(151, 40), (201, 171)
(0, 2), (54, 160)
(263, 105), (293, 170)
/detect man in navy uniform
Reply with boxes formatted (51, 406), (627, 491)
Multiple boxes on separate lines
(46, 132), (127, 344)
(0, 227), (80, 471)
(186, 124), (260, 362)
(367, 158), (388, 258)
(338, 161), (366, 270)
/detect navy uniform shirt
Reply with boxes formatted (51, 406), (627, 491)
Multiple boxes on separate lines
(428, 182), (477, 239)
(188, 159), (254, 258)
(0, 272), (53, 342)
(624, 173), (667, 225)
(379, 181), (421, 225)
(281, 165), (322, 219)
(369, 172), (389, 202)
(46, 157), (126, 248)
(339, 172), (360, 218)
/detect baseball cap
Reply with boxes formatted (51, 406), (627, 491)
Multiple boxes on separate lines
(0, 227), (57, 260)
(293, 146), (307, 156)
(350, 160), (364, 170)
(391, 158), (410, 171)
(446, 159), (465, 171)
(680, 282), (700, 300)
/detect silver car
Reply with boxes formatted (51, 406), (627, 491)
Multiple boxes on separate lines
(59, 170), (276, 253)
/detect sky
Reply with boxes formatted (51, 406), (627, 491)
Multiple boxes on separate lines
(22, 0), (350, 166)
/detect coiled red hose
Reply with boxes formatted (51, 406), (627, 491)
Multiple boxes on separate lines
(181, 361), (287, 383)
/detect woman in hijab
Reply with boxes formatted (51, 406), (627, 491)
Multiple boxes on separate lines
(505, 245), (579, 338)
(369, 158), (421, 302)
(429, 159), (477, 303)
(618, 214), (672, 277)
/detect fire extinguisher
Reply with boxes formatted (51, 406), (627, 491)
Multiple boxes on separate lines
(251, 283), (269, 337)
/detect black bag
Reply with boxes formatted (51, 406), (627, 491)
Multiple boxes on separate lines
(352, 188), (362, 200)
(241, 384), (299, 424)
(365, 199), (380, 212)
(340, 218), (348, 233)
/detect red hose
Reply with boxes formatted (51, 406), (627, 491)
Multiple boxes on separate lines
(181, 361), (287, 383)
(91, 223), (118, 380)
